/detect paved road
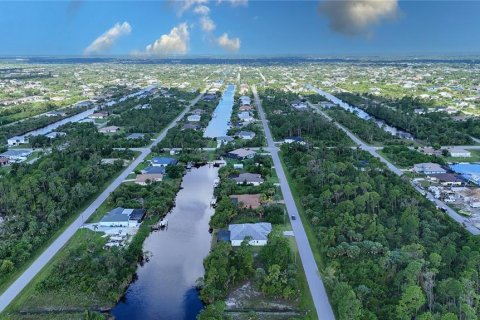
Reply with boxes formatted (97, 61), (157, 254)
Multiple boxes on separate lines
(0, 92), (205, 313)
(252, 86), (335, 320)
(308, 96), (480, 236)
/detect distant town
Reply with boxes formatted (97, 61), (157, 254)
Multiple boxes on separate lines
(1, 57), (480, 320)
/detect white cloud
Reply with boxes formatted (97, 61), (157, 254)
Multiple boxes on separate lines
(145, 23), (190, 56)
(216, 0), (248, 7)
(84, 22), (131, 54)
(216, 33), (240, 53)
(194, 4), (210, 15)
(200, 16), (216, 32)
(177, 0), (208, 16)
(318, 0), (399, 36)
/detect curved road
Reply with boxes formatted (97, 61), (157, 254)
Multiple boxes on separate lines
(0, 91), (205, 313)
(252, 86), (335, 320)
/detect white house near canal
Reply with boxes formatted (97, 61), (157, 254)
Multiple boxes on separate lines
(228, 222), (272, 246)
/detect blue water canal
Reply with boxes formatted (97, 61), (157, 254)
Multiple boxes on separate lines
(111, 165), (219, 320)
(203, 84), (236, 139)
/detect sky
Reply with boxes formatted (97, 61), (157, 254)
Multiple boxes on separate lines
(1, 0), (480, 56)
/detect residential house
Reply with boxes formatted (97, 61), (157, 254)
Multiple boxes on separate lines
(101, 158), (127, 166)
(187, 114), (201, 122)
(319, 102), (336, 108)
(230, 194), (262, 209)
(134, 103), (151, 110)
(190, 109), (204, 115)
(227, 148), (256, 160)
(127, 133), (145, 140)
(99, 207), (146, 228)
(183, 123), (199, 131)
(99, 126), (120, 134)
(44, 131), (66, 139)
(236, 131), (256, 140)
(228, 222), (272, 246)
(238, 112), (254, 122)
(150, 157), (178, 167)
(140, 166), (166, 174)
(413, 163), (447, 174)
(291, 100), (308, 110)
(0, 149), (33, 162)
(89, 111), (109, 119)
(135, 173), (164, 185)
(231, 173), (264, 186)
(447, 147), (471, 158)
(45, 110), (67, 117)
(239, 96), (251, 106)
(427, 173), (463, 186)
(7, 136), (28, 146)
(203, 93), (217, 101)
(284, 137), (306, 145)
(217, 136), (234, 145)
(239, 105), (254, 111)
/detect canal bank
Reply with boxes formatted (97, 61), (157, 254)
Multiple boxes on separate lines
(111, 165), (219, 320)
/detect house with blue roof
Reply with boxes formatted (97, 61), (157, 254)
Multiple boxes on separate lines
(140, 166), (166, 174)
(150, 157), (178, 167)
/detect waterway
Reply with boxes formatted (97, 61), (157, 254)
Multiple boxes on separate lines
(14, 86), (157, 141)
(203, 84), (236, 138)
(307, 84), (414, 139)
(111, 165), (219, 320)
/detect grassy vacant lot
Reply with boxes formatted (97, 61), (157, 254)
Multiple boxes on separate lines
(3, 230), (111, 316)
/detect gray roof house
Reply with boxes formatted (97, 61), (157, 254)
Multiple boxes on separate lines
(228, 222), (272, 246)
(99, 207), (146, 227)
(413, 163), (447, 174)
(236, 131), (256, 140)
(227, 148), (256, 160)
(127, 133), (145, 140)
(231, 173), (264, 186)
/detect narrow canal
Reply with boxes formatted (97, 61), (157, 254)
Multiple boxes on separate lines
(203, 84), (236, 138)
(111, 165), (219, 320)
(307, 84), (414, 139)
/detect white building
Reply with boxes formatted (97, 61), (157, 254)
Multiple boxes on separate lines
(187, 114), (201, 122)
(228, 222), (272, 246)
(99, 207), (146, 228)
(413, 163), (446, 174)
(7, 136), (28, 146)
(448, 147), (471, 158)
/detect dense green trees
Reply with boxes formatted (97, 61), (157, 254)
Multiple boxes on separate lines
(382, 145), (446, 167)
(25, 178), (181, 310)
(200, 241), (254, 304)
(337, 92), (473, 145)
(260, 89), (352, 146)
(326, 107), (400, 145)
(281, 143), (480, 319)
(108, 96), (183, 134)
(0, 123), (132, 287)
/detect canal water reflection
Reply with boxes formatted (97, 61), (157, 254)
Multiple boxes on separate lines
(203, 84), (236, 139)
(111, 165), (219, 320)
